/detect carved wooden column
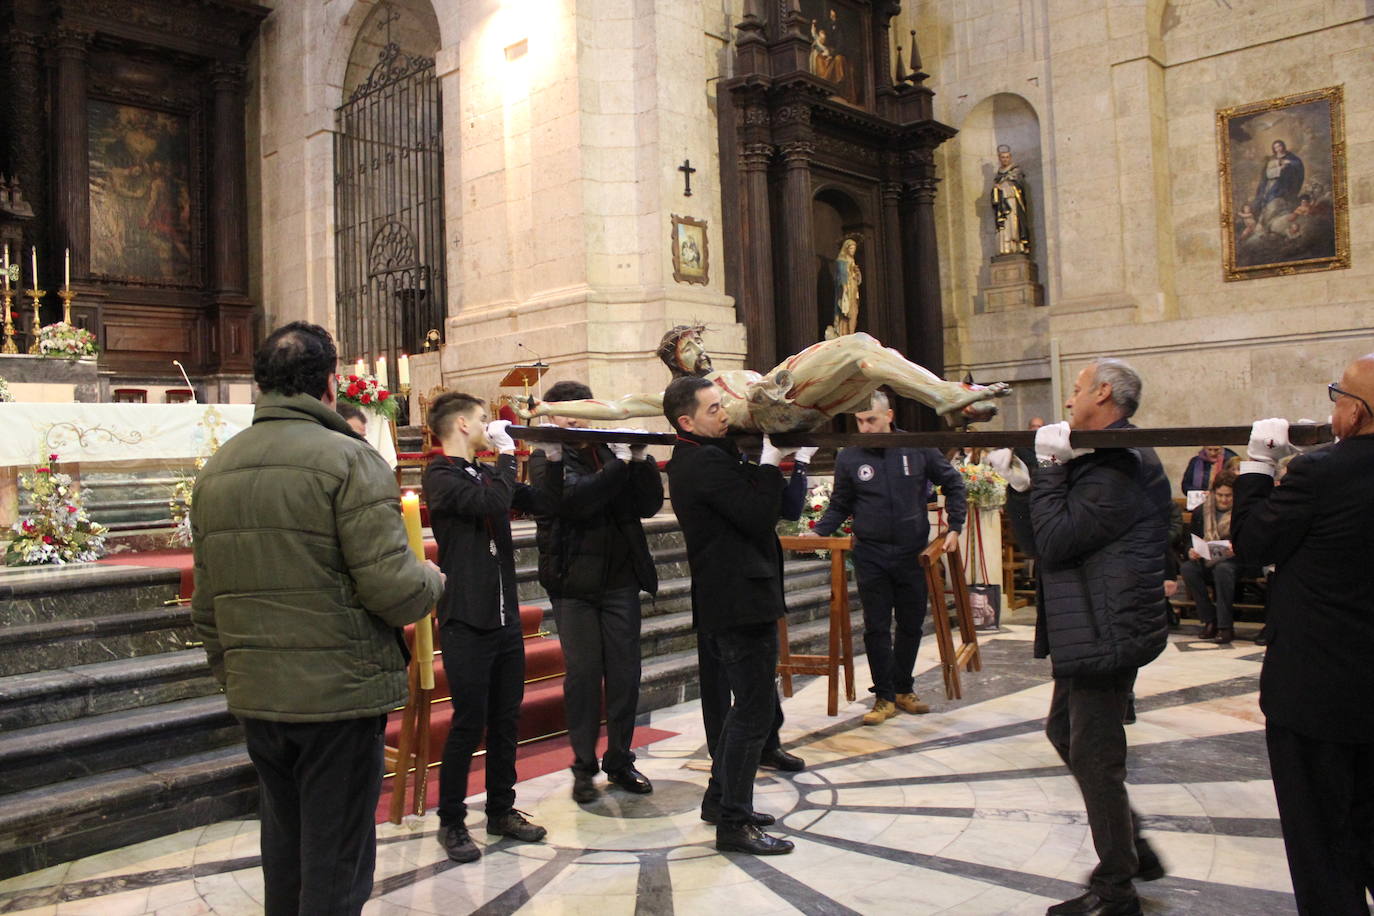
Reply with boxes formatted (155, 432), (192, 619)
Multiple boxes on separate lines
(877, 176), (905, 349)
(778, 137), (818, 359)
(739, 139), (777, 371)
(907, 172), (943, 378)
(5, 31), (44, 231)
(210, 63), (248, 296)
(51, 28), (93, 282)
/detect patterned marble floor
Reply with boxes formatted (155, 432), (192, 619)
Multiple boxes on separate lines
(0, 623), (1293, 915)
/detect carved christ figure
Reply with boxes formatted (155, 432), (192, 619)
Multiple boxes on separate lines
(518, 326), (1010, 434)
(991, 145), (1031, 256)
(825, 238), (861, 339)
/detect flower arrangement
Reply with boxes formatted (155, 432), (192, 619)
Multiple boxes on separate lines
(37, 322), (98, 358)
(336, 373), (397, 422)
(167, 458), (205, 548)
(0, 375), (10, 403)
(6, 454), (108, 565)
(959, 462), (1007, 510)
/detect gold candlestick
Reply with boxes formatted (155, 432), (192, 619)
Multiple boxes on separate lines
(1, 288), (16, 355)
(25, 287), (44, 355)
(58, 287), (75, 326)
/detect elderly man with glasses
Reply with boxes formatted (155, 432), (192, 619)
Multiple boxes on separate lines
(1232, 353), (1374, 916)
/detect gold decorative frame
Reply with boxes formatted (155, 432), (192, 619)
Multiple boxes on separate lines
(1217, 86), (1349, 282)
(670, 214), (709, 286)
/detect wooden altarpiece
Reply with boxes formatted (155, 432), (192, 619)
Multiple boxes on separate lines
(717, 1), (954, 426)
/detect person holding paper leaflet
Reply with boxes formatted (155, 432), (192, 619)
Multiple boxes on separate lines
(1178, 472), (1242, 643)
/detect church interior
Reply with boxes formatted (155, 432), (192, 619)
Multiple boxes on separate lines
(1, 0), (1371, 912)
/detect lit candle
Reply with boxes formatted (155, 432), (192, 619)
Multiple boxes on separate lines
(30, 247), (37, 290)
(398, 352), (410, 387)
(376, 354), (389, 388)
(400, 491), (435, 690)
(64, 248), (70, 291)
(353, 357), (366, 378)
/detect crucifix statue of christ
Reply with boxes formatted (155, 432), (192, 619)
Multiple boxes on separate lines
(517, 326), (1010, 433)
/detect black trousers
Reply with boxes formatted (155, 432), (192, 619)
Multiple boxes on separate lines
(552, 586), (643, 775)
(1046, 669), (1149, 902)
(1180, 557), (1239, 629)
(1267, 721), (1374, 915)
(437, 618), (525, 826)
(241, 714), (386, 916)
(700, 622), (780, 825)
(698, 633), (785, 761)
(853, 542), (928, 701)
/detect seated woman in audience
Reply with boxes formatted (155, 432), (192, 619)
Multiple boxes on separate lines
(1180, 444), (1237, 497)
(1179, 472), (1241, 643)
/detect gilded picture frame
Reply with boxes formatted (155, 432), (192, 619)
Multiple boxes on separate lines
(1217, 86), (1349, 282)
(671, 214), (709, 286)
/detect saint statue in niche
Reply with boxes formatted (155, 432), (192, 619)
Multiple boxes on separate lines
(990, 145), (1031, 256)
(824, 238), (861, 339)
(518, 326), (1009, 434)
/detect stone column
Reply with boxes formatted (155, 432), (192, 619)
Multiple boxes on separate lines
(778, 129), (816, 360)
(51, 28), (93, 281)
(738, 140), (777, 371)
(210, 64), (248, 295)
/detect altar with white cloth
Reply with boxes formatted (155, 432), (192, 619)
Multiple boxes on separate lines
(0, 403), (255, 468)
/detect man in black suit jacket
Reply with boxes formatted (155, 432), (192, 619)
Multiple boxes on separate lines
(1232, 354), (1374, 916)
(664, 375), (796, 856)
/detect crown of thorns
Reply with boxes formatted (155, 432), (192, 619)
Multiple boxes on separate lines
(657, 324), (708, 375)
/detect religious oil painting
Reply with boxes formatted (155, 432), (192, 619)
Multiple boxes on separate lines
(671, 214), (708, 286)
(800, 0), (865, 106)
(1217, 86), (1348, 281)
(88, 101), (195, 285)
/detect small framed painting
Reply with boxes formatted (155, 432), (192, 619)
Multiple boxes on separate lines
(671, 214), (708, 285)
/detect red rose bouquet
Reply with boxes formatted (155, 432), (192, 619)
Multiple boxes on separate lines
(335, 373), (398, 422)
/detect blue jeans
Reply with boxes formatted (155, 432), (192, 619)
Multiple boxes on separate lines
(700, 622), (779, 826)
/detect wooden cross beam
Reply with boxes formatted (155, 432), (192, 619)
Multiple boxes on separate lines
(507, 423), (1333, 450)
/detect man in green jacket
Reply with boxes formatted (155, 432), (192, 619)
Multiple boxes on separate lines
(191, 322), (444, 916)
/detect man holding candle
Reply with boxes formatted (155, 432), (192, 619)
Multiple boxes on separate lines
(424, 392), (555, 863)
(529, 380), (663, 803)
(190, 322), (444, 915)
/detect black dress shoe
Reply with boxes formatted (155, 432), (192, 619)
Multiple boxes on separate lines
(1046, 891), (1141, 915)
(715, 822), (794, 855)
(437, 823), (480, 863)
(606, 766), (653, 794)
(758, 748), (805, 772)
(701, 808), (776, 827)
(1135, 840), (1165, 881)
(571, 771), (598, 804)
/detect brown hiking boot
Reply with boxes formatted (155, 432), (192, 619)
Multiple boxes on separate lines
(894, 693), (930, 714)
(862, 698), (898, 726)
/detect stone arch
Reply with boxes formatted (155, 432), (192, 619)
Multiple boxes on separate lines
(956, 93), (1046, 312)
(325, 0), (444, 108)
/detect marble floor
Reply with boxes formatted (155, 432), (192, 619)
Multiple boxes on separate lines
(0, 624), (1293, 915)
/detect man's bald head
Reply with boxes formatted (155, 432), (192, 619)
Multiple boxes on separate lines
(1334, 354), (1374, 439)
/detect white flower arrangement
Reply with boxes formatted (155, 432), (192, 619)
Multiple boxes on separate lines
(37, 322), (98, 359)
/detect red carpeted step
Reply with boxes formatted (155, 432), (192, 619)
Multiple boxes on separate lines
(409, 638), (565, 701)
(401, 604), (545, 641)
(385, 673), (569, 750)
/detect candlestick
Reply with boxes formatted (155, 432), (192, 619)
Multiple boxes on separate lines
(57, 287), (76, 326)
(24, 285), (45, 355)
(376, 354), (389, 388)
(64, 248), (70, 291)
(1, 287), (16, 355)
(400, 491), (435, 691)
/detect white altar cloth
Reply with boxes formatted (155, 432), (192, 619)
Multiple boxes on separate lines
(0, 403), (255, 467)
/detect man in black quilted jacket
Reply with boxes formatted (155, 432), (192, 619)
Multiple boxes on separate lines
(1028, 358), (1172, 916)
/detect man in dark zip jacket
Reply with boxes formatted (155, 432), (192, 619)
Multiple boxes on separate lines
(529, 380), (664, 804)
(811, 389), (966, 725)
(424, 392), (553, 864)
(1029, 358), (1171, 916)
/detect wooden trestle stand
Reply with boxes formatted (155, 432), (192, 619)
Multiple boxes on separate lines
(387, 615), (437, 824)
(776, 535), (857, 716)
(919, 540), (983, 700)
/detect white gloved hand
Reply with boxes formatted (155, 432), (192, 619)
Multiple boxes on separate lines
(793, 446), (819, 466)
(1034, 421), (1093, 466)
(759, 434), (798, 467)
(627, 429), (651, 461)
(1247, 418), (1294, 464)
(486, 420), (515, 453)
(986, 448), (1031, 492)
(608, 438), (633, 462)
(540, 439), (563, 462)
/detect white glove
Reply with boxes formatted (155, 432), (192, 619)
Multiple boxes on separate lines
(759, 434), (797, 467)
(794, 446), (819, 466)
(486, 419), (515, 453)
(627, 428), (651, 461)
(540, 440), (562, 462)
(1034, 421), (1093, 466)
(986, 448), (1031, 492)
(1247, 418), (1294, 463)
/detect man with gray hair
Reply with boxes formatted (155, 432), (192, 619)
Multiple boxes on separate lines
(1012, 358), (1172, 915)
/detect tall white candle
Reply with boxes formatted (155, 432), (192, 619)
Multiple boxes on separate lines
(64, 248), (70, 291)
(398, 353), (410, 387)
(353, 357), (366, 378)
(3, 244), (9, 292)
(376, 354), (389, 388)
(30, 247), (37, 289)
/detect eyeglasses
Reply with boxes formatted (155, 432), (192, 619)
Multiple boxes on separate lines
(1328, 383), (1373, 416)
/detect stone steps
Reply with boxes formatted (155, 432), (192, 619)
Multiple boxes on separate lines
(0, 649), (216, 729)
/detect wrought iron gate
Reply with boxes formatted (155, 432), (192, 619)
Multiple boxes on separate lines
(333, 41), (446, 379)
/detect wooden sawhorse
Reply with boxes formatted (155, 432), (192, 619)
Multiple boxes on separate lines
(919, 539), (982, 700)
(775, 535), (856, 716)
